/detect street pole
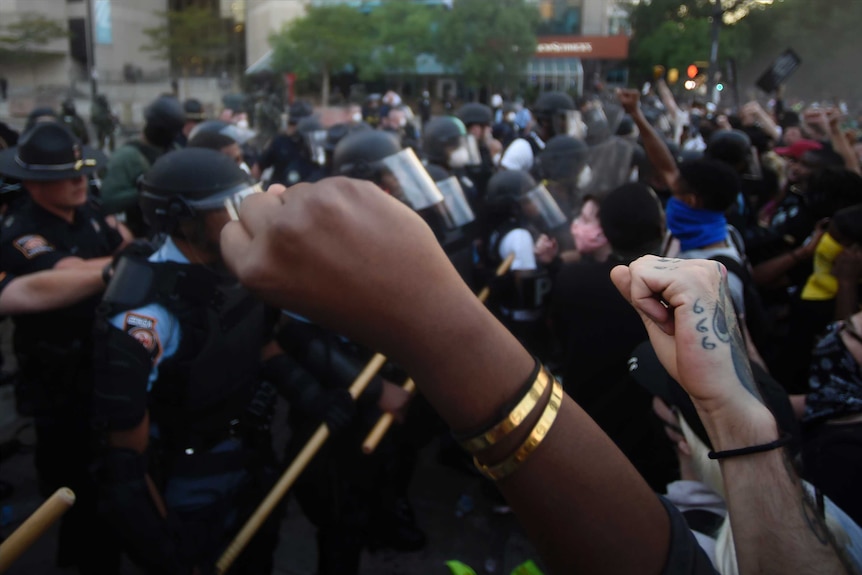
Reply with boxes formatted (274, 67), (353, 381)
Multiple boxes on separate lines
(707, 0), (722, 104)
(85, 0), (98, 99)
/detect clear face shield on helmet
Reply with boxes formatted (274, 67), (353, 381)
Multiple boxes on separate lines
(216, 182), (264, 221)
(519, 184), (567, 232)
(304, 129), (328, 166)
(560, 110), (587, 139)
(435, 176), (476, 229)
(378, 147), (445, 211)
(448, 135), (482, 169)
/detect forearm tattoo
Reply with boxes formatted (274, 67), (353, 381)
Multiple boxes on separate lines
(691, 265), (760, 398)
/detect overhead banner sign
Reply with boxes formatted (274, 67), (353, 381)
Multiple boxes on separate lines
(756, 49), (802, 94)
(95, 0), (112, 45)
(534, 35), (629, 60)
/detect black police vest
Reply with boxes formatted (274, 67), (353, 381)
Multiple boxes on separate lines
(98, 257), (268, 450)
(487, 221), (552, 322)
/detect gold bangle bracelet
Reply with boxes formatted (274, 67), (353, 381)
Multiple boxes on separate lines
(473, 379), (563, 481)
(458, 366), (551, 454)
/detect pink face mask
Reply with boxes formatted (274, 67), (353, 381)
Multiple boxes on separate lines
(570, 201), (608, 254)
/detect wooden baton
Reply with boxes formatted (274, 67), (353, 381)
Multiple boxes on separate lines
(0, 488), (75, 574)
(360, 252), (516, 455)
(215, 352), (387, 574)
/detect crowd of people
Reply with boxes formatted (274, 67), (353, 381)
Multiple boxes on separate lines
(0, 77), (861, 575)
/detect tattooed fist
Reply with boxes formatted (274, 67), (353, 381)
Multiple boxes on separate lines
(610, 256), (761, 419)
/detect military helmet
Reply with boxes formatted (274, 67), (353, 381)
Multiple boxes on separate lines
(456, 103), (493, 127)
(139, 148), (254, 232)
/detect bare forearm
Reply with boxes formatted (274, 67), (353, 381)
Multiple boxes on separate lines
(631, 109), (679, 190)
(0, 269), (104, 314)
(830, 125), (861, 175)
(752, 249), (804, 288)
(713, 407), (851, 574)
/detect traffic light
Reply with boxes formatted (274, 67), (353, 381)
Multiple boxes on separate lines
(653, 65), (666, 81)
(687, 64), (699, 79)
(667, 68), (679, 84)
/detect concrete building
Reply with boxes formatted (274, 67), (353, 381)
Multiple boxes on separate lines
(0, 0), (169, 96)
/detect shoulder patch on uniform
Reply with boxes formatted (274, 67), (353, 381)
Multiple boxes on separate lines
(13, 234), (55, 259)
(123, 312), (162, 362)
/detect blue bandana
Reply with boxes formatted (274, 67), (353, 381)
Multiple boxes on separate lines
(665, 197), (728, 252)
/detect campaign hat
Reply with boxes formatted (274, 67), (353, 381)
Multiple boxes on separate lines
(0, 122), (105, 181)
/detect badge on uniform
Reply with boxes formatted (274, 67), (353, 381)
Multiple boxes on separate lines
(13, 234), (55, 259)
(123, 312), (162, 362)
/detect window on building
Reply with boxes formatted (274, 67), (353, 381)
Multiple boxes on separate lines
(536, 0), (583, 36)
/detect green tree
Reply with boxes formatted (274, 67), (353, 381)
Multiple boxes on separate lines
(0, 13), (69, 68)
(625, 0), (770, 84)
(435, 0), (539, 97)
(360, 0), (440, 90)
(270, 5), (372, 106)
(141, 6), (230, 98)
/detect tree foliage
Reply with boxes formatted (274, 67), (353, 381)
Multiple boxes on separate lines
(435, 0), (538, 93)
(625, 0), (768, 82)
(141, 6), (230, 76)
(270, 4), (372, 105)
(0, 13), (69, 64)
(360, 0), (440, 80)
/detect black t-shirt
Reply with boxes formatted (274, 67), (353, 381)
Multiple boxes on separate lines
(1, 197), (122, 355)
(549, 258), (678, 491)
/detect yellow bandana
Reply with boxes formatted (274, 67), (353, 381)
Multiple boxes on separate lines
(801, 232), (844, 301)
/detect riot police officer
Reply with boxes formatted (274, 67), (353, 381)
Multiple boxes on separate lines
(483, 169), (566, 360)
(252, 101), (317, 186)
(0, 122), (128, 573)
(92, 148), (282, 574)
(534, 134), (590, 220)
(455, 102), (500, 197)
(499, 91), (579, 173)
(101, 94), (186, 236)
(60, 98), (90, 145)
(421, 116), (482, 214)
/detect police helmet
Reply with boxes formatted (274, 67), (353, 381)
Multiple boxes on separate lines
(422, 117), (465, 165)
(486, 170), (537, 209)
(188, 120), (254, 146)
(288, 100), (314, 125)
(61, 98), (76, 116)
(456, 103), (493, 127)
(536, 135), (588, 182)
(532, 91), (576, 118)
(486, 169), (566, 231)
(183, 98), (206, 122)
(144, 95), (185, 134)
(332, 130), (402, 180)
(139, 148), (254, 232)
(325, 122), (371, 152)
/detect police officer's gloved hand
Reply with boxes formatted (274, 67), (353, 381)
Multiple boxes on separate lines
(305, 387), (356, 433)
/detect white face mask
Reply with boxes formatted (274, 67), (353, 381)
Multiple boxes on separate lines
(448, 147), (471, 168)
(352, 112), (362, 123)
(506, 112), (516, 123)
(577, 164), (593, 189)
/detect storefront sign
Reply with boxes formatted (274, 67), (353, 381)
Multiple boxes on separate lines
(534, 35), (629, 60)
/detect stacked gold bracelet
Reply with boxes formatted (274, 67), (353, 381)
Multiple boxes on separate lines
(454, 360), (563, 481)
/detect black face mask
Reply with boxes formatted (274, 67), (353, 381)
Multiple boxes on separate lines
(804, 320), (862, 424)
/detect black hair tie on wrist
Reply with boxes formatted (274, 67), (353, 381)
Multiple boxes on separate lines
(708, 433), (792, 460)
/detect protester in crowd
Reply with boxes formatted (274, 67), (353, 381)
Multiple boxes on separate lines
(547, 183), (677, 492)
(91, 93), (118, 152)
(59, 98), (90, 145)
(220, 175), (854, 574)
